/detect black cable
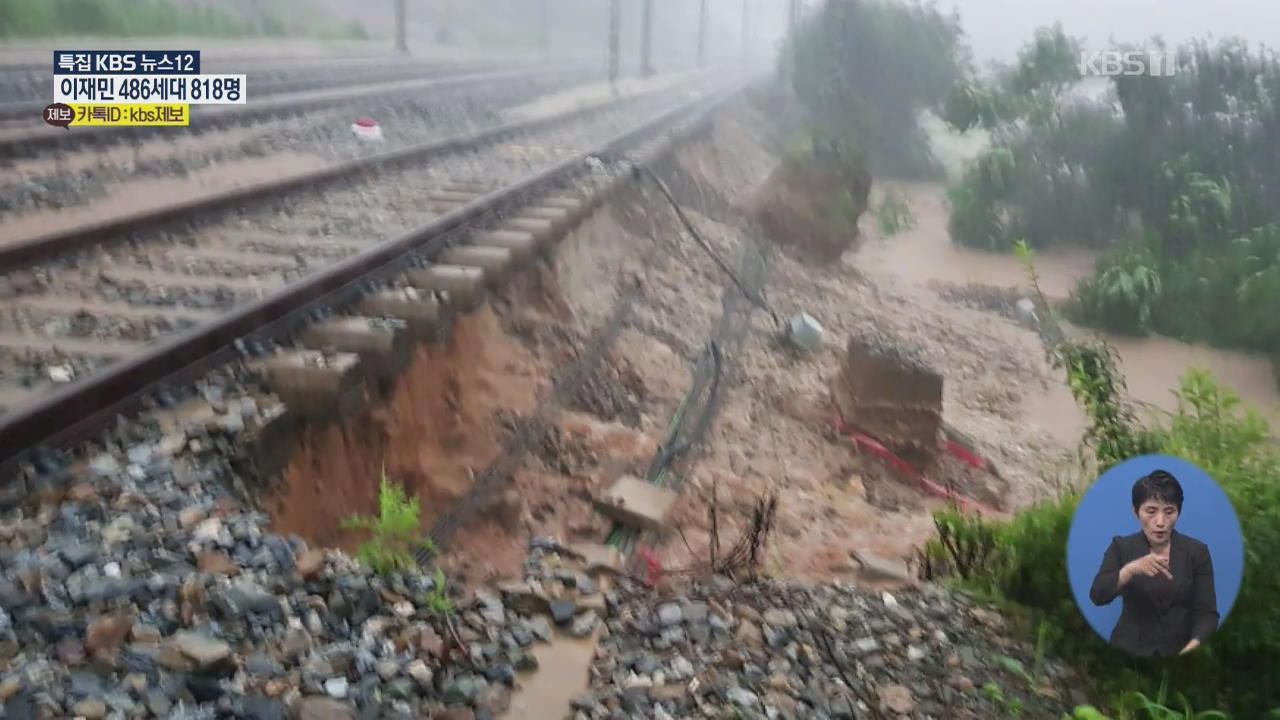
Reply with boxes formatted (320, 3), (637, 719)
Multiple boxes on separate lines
(645, 340), (724, 480)
(591, 153), (785, 333)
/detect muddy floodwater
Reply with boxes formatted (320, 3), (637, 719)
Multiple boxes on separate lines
(860, 181), (1280, 448)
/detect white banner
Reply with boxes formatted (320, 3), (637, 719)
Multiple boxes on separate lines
(54, 74), (247, 105)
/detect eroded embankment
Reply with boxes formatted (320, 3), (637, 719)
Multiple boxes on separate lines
(264, 179), (697, 588)
(267, 85), (1078, 592)
(266, 306), (541, 556)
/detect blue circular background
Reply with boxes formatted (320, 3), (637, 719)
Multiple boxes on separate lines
(1066, 454), (1245, 644)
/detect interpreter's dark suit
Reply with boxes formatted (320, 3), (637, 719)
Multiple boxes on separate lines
(1089, 530), (1219, 657)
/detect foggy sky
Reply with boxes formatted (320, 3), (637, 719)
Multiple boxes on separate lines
(941, 0), (1280, 64)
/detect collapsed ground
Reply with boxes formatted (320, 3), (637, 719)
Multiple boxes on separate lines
(0, 87), (1097, 719)
(269, 86), (1079, 587)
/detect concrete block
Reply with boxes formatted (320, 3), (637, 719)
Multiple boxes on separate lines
(835, 335), (943, 466)
(359, 287), (446, 340)
(567, 543), (624, 577)
(299, 316), (410, 378)
(787, 311), (824, 352)
(441, 245), (514, 279)
(255, 350), (363, 419)
(471, 230), (540, 261)
(852, 550), (915, 585)
(405, 264), (485, 312)
(592, 476), (677, 533)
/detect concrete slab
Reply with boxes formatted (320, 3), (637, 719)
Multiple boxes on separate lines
(852, 549), (916, 586)
(566, 543), (624, 576)
(592, 475), (677, 533)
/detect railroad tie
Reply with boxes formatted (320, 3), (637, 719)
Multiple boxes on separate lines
(250, 349), (365, 421)
(470, 230), (540, 262)
(298, 316), (411, 380)
(519, 205), (572, 235)
(403, 265), (486, 313)
(439, 246), (514, 285)
(359, 288), (448, 342)
(501, 216), (556, 246)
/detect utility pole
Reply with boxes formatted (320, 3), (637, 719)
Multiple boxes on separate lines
(394, 0), (407, 54)
(640, 0), (654, 77)
(741, 0), (749, 62)
(539, 0), (550, 59)
(697, 0), (708, 67)
(608, 0), (621, 90)
(789, 0), (801, 34)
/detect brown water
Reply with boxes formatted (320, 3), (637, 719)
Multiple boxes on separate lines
(860, 181), (1280, 447)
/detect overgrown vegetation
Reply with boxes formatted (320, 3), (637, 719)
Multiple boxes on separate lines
(781, 0), (968, 179)
(0, 0), (369, 38)
(423, 568), (455, 617)
(921, 247), (1280, 717)
(874, 187), (917, 236)
(342, 472), (437, 576)
(942, 27), (1280, 373)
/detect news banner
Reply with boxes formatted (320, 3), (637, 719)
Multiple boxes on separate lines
(43, 50), (247, 128)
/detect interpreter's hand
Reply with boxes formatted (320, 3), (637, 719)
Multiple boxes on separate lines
(1120, 553), (1173, 584)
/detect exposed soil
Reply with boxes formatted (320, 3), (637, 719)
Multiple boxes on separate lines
(266, 86), (1085, 595)
(266, 305), (543, 555)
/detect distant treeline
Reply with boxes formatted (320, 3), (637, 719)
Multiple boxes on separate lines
(0, 0), (368, 39)
(943, 29), (1280, 377)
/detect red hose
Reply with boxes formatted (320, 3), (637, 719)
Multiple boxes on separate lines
(830, 399), (1000, 516)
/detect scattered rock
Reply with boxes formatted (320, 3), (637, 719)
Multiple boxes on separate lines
(84, 612), (134, 654)
(657, 602), (683, 626)
(296, 548), (326, 578)
(297, 697), (356, 720)
(170, 631), (231, 672)
(879, 683), (916, 714)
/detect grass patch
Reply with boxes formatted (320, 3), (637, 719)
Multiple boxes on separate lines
(342, 470), (437, 576)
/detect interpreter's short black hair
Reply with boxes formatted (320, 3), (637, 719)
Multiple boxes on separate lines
(1132, 469), (1184, 513)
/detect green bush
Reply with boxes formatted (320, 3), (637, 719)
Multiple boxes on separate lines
(944, 32), (1280, 368)
(931, 364), (1280, 715)
(780, 0), (967, 179)
(942, 26), (1134, 251)
(922, 245), (1280, 716)
(342, 472), (437, 576)
(874, 188), (916, 236)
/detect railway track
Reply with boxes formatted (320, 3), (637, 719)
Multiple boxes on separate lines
(0, 72), (749, 477)
(0, 67), (596, 220)
(0, 62), (589, 157)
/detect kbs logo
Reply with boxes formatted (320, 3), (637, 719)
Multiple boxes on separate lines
(1079, 50), (1178, 77)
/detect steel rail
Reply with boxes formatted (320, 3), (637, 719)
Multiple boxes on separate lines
(0, 75), (749, 472)
(0, 73), (707, 273)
